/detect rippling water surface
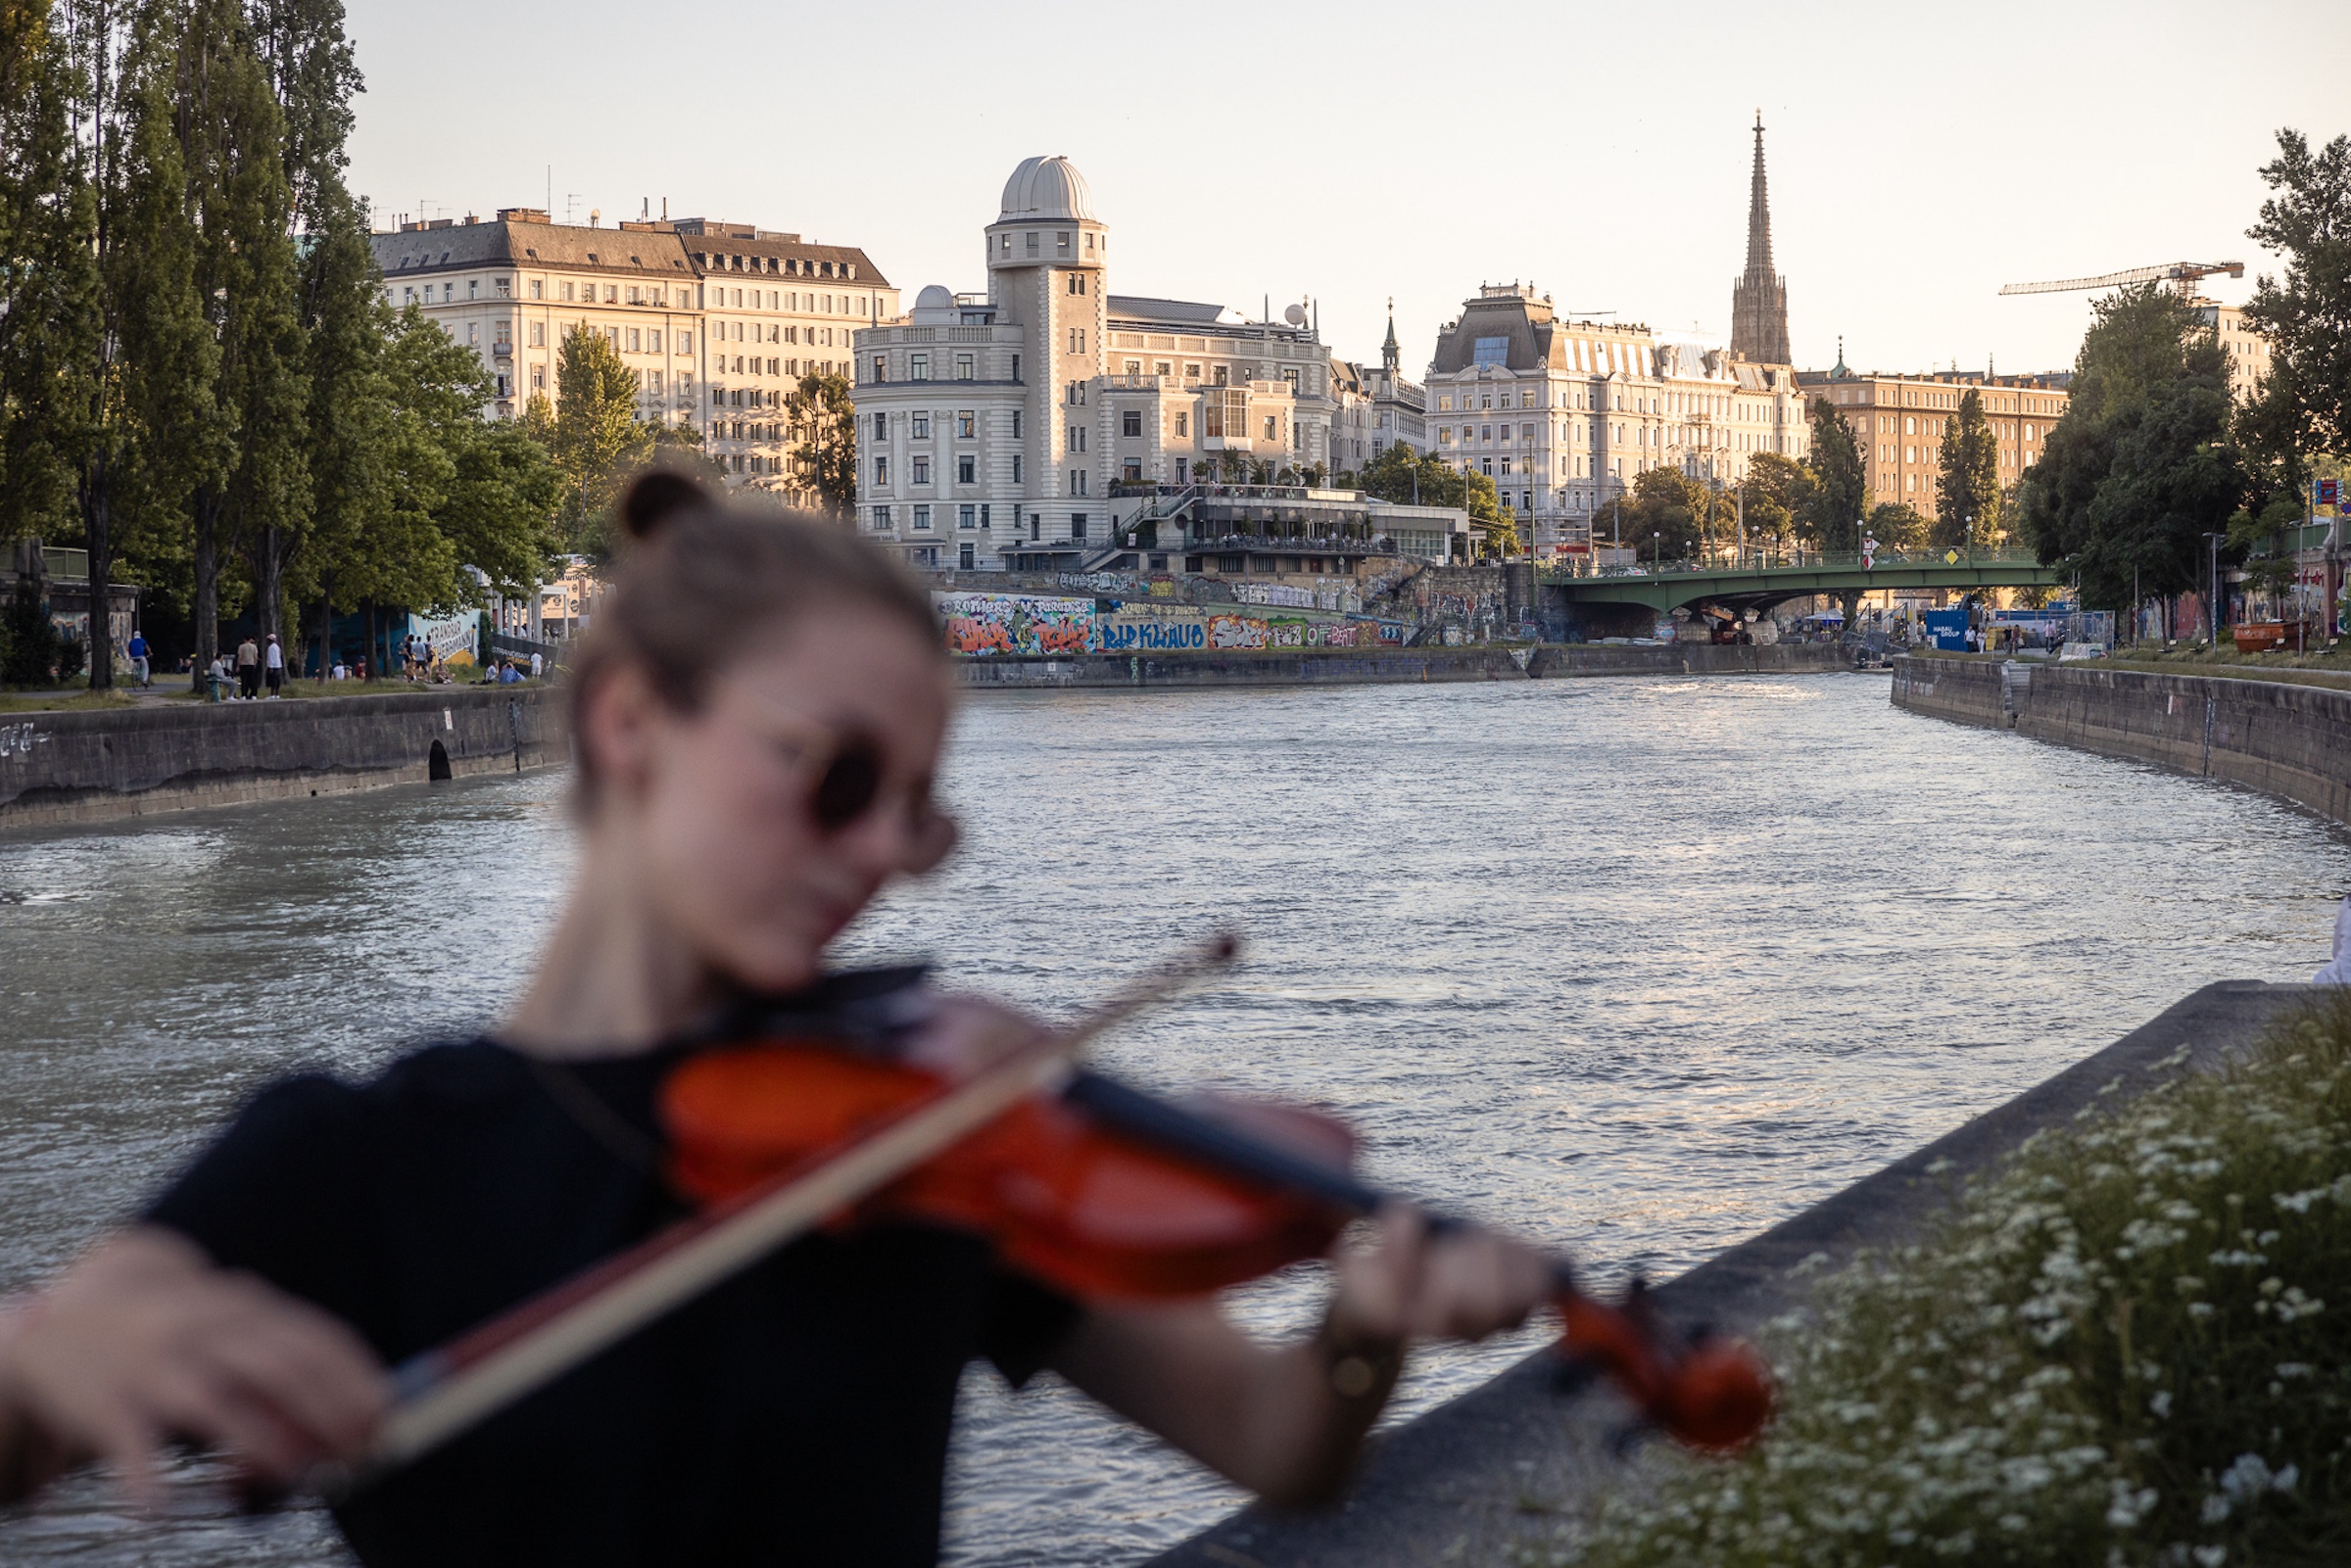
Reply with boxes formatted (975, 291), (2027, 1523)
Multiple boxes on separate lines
(3, 672), (2347, 1564)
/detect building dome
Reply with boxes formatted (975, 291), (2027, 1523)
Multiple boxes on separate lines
(915, 284), (954, 309)
(998, 156), (1095, 222)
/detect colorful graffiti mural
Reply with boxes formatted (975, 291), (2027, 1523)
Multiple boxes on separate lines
(935, 593), (1098, 656)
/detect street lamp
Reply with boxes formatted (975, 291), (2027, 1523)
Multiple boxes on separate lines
(1654, 531), (1662, 573)
(2203, 531), (2226, 650)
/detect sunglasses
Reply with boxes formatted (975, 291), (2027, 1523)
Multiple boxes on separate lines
(790, 729), (959, 872)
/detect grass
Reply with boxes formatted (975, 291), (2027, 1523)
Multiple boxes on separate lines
(1551, 998), (2351, 1568)
(0, 690), (138, 714)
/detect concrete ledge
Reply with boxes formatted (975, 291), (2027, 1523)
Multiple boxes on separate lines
(1892, 655), (2351, 826)
(1151, 981), (2315, 1567)
(956, 641), (1847, 690)
(0, 687), (563, 831)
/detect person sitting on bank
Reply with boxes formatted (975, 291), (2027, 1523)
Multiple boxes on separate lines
(0, 472), (1551, 1568)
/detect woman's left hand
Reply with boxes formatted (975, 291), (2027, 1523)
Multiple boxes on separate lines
(1327, 1205), (1556, 1349)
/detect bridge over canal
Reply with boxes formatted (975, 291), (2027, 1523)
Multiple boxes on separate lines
(1540, 547), (2067, 621)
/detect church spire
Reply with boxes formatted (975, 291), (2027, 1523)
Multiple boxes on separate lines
(1380, 297), (1399, 374)
(1730, 112), (1792, 365)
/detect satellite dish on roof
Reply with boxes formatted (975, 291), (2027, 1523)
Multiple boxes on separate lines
(1282, 304), (1307, 326)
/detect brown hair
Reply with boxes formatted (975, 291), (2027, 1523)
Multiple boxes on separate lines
(565, 472), (942, 796)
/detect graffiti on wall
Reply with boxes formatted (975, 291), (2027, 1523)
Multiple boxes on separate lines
(936, 593), (1098, 656)
(1098, 608), (1207, 651)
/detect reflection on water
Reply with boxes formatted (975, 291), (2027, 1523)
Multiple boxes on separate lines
(1, 673), (2344, 1565)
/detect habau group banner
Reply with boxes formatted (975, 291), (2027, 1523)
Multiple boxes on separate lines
(407, 611), (481, 669)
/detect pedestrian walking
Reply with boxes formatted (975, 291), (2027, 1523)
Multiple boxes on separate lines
(263, 634), (284, 698)
(205, 652), (232, 702)
(529, 649), (544, 681)
(235, 635), (261, 699)
(125, 630), (151, 689)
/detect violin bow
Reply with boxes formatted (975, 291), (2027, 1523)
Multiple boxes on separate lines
(329, 932), (1241, 1496)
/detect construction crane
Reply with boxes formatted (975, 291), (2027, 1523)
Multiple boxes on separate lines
(1998, 261), (2243, 298)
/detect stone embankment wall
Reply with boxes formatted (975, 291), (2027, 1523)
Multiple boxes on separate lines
(958, 641), (1845, 690)
(0, 687), (562, 831)
(1892, 654), (2351, 826)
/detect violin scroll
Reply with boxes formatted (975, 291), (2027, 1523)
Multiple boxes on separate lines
(1554, 1279), (1772, 1452)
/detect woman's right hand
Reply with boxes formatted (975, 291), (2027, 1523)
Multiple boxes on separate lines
(0, 1226), (389, 1508)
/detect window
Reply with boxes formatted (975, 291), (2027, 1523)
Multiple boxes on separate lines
(956, 353), (974, 380)
(1067, 273), (1086, 295)
(1067, 425), (1084, 451)
(1070, 512), (1087, 538)
(911, 353), (930, 380)
(1174, 412), (1188, 438)
(912, 456), (932, 485)
(1439, 395), (1453, 411)
(468, 279), (479, 300)
(1011, 455), (1022, 483)
(1185, 363), (1202, 381)
(1125, 360), (1141, 377)
(1011, 354), (1022, 383)
(912, 412), (931, 439)
(957, 455), (975, 483)
(1155, 361), (1171, 376)
(872, 411), (888, 439)
(959, 541), (975, 569)
(1122, 410), (1142, 438)
(1263, 415), (1276, 442)
(678, 331), (692, 354)
(528, 321), (545, 348)
(1068, 329), (1085, 354)
(1123, 460), (1141, 481)
(626, 328), (641, 353)
(1472, 337), (1510, 367)
(957, 410), (976, 439)
(1025, 232), (1038, 254)
(871, 356), (887, 383)
(529, 364), (546, 391)
(1213, 365), (1228, 387)
(874, 455), (888, 484)
(913, 505), (932, 531)
(872, 505), (891, 529)
(467, 322), (479, 346)
(1057, 232), (1071, 255)
(1011, 410), (1023, 438)
(959, 504), (977, 530)
(527, 279), (542, 300)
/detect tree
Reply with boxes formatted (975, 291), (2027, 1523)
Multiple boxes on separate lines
(1799, 397), (1866, 551)
(2242, 129), (2350, 463)
(1739, 451), (1812, 553)
(2018, 283), (2239, 612)
(1617, 466), (1707, 562)
(1865, 501), (1931, 549)
(1355, 444), (1504, 533)
(546, 324), (650, 553)
(786, 370), (855, 519)
(1932, 388), (2001, 548)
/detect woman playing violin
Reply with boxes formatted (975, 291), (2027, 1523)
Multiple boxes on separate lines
(0, 476), (1554, 1566)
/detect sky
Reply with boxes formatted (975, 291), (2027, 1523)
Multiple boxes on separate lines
(344, 0), (2349, 382)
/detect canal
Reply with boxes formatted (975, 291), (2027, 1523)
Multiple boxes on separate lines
(2, 671), (2345, 1564)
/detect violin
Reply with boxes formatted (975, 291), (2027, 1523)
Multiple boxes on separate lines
(339, 937), (1769, 1495)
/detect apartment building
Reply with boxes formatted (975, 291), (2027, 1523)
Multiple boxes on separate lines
(372, 210), (703, 425)
(672, 218), (896, 496)
(369, 208), (894, 500)
(1797, 355), (2071, 523)
(1425, 284), (1808, 554)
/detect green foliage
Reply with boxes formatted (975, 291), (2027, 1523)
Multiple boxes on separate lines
(2243, 129), (2351, 462)
(1933, 389), (2002, 547)
(1740, 451), (1811, 551)
(2, 575), (58, 684)
(1801, 397), (1866, 550)
(2020, 284), (2241, 609)
(1864, 501), (1931, 549)
(1560, 999), (2351, 1568)
(1617, 467), (1709, 562)
(788, 370), (855, 517)
(1355, 443), (1505, 532)
(546, 325), (651, 553)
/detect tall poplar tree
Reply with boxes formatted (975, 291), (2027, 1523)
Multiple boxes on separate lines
(1932, 389), (2001, 548)
(0, 0), (91, 557)
(1800, 396), (1866, 551)
(536, 325), (650, 552)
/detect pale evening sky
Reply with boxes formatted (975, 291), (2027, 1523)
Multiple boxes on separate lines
(345, 0), (2349, 382)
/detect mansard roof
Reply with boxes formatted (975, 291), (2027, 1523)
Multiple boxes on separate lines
(370, 220), (695, 279)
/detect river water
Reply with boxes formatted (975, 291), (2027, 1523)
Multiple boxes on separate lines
(2, 671), (2346, 1564)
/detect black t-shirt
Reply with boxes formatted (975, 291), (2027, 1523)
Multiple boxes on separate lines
(143, 1038), (1080, 1568)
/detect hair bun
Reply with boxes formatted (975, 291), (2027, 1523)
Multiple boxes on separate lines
(619, 470), (714, 542)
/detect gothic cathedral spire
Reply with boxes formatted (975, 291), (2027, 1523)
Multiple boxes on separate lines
(1730, 112), (1791, 365)
(1380, 297), (1400, 374)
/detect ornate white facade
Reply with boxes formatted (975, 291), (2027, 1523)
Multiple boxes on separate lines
(852, 156), (1342, 570)
(1426, 284), (1807, 556)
